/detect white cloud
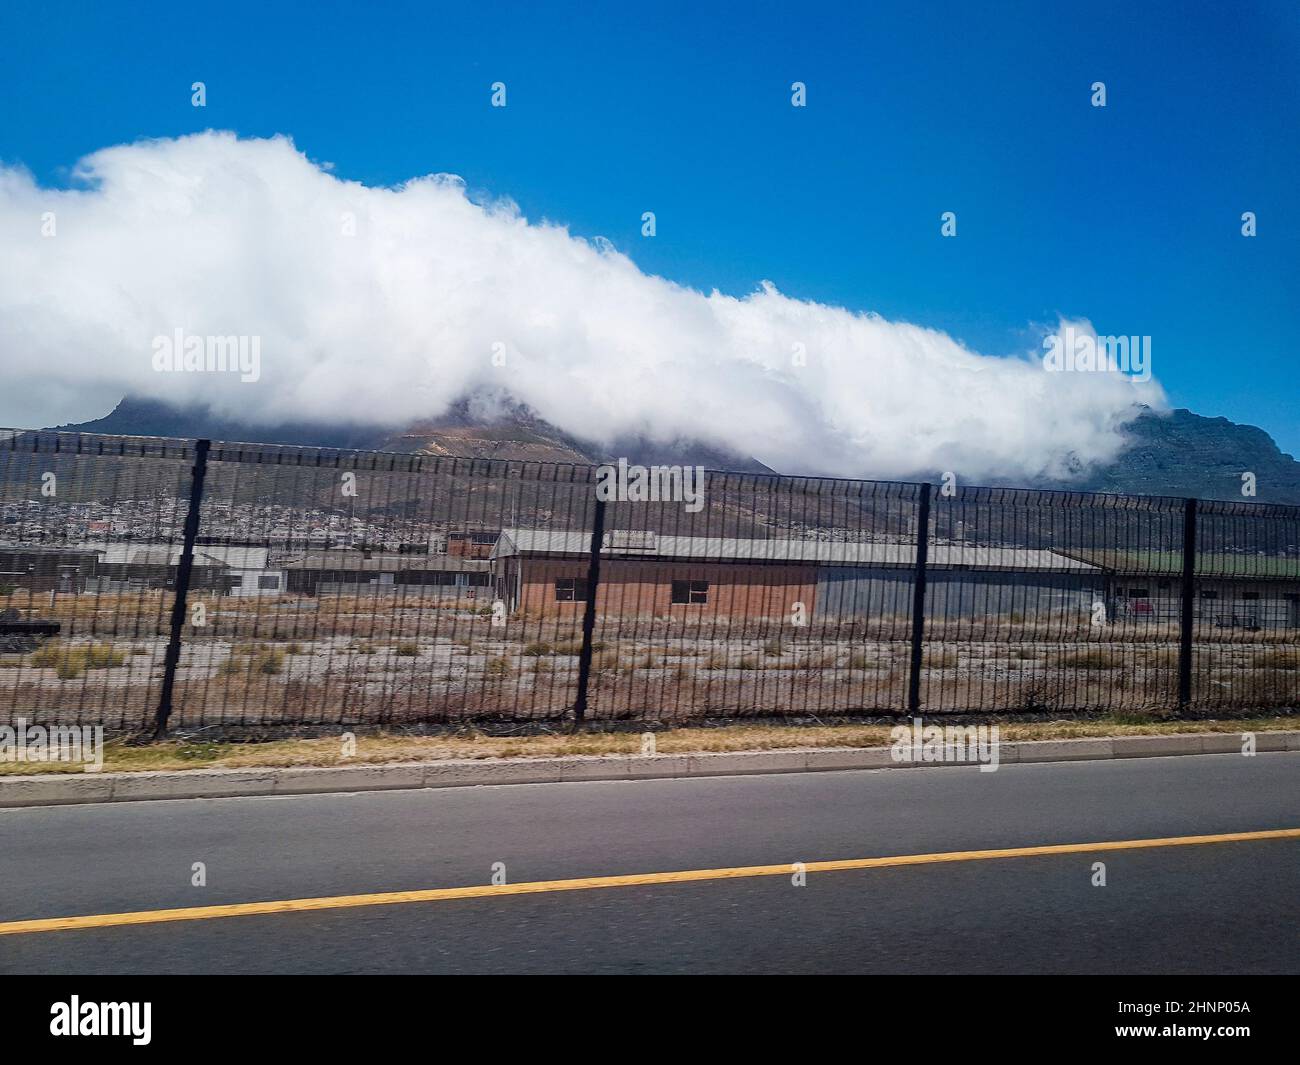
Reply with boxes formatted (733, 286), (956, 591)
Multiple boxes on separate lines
(0, 132), (1164, 479)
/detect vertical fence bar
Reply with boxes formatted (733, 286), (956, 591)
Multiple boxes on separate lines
(153, 438), (210, 738)
(1177, 496), (1198, 713)
(907, 481), (932, 715)
(572, 495), (607, 727)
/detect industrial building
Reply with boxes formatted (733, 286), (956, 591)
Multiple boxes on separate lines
(489, 529), (1105, 620)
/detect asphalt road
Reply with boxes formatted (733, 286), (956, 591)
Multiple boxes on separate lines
(0, 752), (1296, 974)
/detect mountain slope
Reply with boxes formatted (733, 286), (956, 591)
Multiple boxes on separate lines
(47, 396), (772, 473)
(41, 397), (1300, 504)
(1066, 408), (1300, 504)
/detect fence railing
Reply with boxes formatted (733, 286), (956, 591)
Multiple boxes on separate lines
(1, 428), (1297, 731)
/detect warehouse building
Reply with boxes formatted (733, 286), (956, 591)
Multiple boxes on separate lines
(280, 549), (490, 597)
(87, 545), (282, 595)
(0, 545), (101, 593)
(489, 529), (1104, 620)
(1058, 549), (1300, 630)
(818, 545), (1105, 621)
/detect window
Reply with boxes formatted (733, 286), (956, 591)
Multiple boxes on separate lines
(257, 575), (280, 590)
(1241, 592), (1259, 600)
(1129, 588), (1149, 598)
(671, 579), (709, 605)
(554, 578), (588, 602)
(1200, 590), (1218, 600)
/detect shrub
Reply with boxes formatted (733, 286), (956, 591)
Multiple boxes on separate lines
(219, 655), (245, 675)
(1056, 649), (1122, 670)
(552, 639), (605, 656)
(522, 641), (551, 656)
(30, 642), (124, 677)
(222, 647), (284, 675)
(85, 644), (125, 669)
(393, 642), (419, 657)
(28, 643), (62, 668)
(1251, 649), (1300, 671)
(257, 648), (285, 674)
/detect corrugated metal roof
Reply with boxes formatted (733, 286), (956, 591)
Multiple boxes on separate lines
(68, 544), (271, 568)
(1060, 549), (1300, 579)
(280, 551), (489, 572)
(491, 529), (1098, 572)
(194, 546), (271, 569)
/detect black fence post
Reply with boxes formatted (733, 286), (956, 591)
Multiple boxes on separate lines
(572, 495), (607, 728)
(153, 438), (210, 739)
(1177, 496), (1198, 713)
(907, 481), (932, 716)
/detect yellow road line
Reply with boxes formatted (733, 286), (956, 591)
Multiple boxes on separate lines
(2, 827), (1296, 937)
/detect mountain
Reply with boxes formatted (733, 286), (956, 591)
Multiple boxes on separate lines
(46, 395), (398, 452)
(43, 396), (1300, 504)
(47, 395), (773, 473)
(1062, 408), (1300, 505)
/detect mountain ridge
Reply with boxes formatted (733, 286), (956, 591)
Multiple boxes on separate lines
(43, 396), (1300, 505)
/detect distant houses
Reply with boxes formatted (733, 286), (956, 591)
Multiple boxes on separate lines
(446, 531), (498, 559)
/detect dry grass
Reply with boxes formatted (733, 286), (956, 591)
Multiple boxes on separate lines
(3, 714), (1293, 776)
(1055, 648), (1124, 670)
(10, 587), (1300, 648)
(1252, 648), (1300, 670)
(220, 647), (285, 676)
(27, 642), (126, 678)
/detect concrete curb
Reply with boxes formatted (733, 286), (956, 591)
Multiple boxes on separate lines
(1, 730), (1296, 809)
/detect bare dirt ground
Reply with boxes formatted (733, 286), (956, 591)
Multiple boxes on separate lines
(1, 590), (1296, 727)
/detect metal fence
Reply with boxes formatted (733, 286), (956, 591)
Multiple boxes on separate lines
(1, 428), (1297, 731)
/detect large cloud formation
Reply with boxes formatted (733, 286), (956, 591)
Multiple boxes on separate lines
(0, 132), (1163, 479)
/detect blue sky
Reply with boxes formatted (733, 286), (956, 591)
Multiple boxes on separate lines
(1, 0), (1297, 455)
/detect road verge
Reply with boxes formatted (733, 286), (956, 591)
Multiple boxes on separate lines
(1, 730), (1296, 808)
